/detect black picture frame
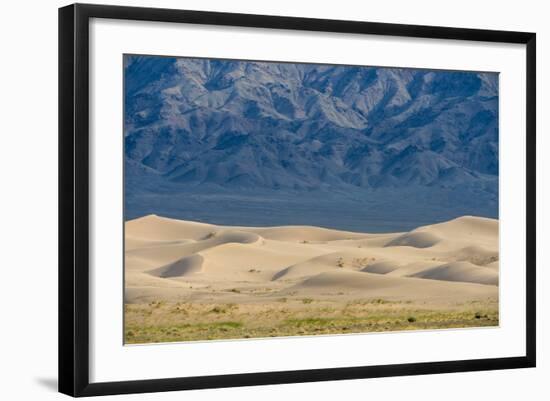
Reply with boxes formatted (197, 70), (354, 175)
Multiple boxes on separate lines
(59, 3), (536, 397)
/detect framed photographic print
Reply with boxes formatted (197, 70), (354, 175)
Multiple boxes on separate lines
(58, 3), (536, 397)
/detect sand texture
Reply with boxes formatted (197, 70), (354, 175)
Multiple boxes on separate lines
(124, 215), (499, 343)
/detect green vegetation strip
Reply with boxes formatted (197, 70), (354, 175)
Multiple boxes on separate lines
(125, 301), (498, 344)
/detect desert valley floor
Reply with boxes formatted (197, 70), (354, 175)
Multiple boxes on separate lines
(124, 215), (499, 343)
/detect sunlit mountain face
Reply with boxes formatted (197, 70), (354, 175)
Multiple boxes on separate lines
(124, 55), (498, 232)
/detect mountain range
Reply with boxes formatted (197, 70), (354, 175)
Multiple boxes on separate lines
(123, 55), (498, 230)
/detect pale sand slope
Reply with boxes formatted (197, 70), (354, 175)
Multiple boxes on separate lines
(125, 215), (499, 304)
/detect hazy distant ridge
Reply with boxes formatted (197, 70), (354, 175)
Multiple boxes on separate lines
(123, 56), (498, 227)
(125, 56), (498, 191)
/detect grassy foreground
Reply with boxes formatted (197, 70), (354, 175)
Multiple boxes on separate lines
(124, 298), (498, 344)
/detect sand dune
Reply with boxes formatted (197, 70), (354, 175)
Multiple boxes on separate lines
(126, 214), (217, 241)
(408, 261), (498, 286)
(126, 229), (262, 269)
(149, 254), (204, 278)
(125, 237), (196, 252)
(448, 245), (499, 266)
(385, 261), (443, 277)
(272, 250), (372, 281)
(249, 226), (369, 242)
(361, 260), (402, 274)
(125, 215), (499, 304)
(291, 270), (497, 301)
(385, 231), (441, 248)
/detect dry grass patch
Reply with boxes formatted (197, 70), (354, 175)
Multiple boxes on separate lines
(125, 298), (498, 344)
